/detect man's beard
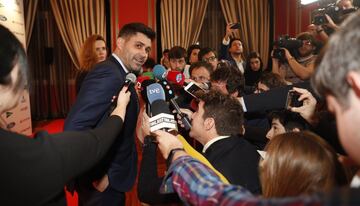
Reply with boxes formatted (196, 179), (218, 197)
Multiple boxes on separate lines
(129, 68), (141, 76)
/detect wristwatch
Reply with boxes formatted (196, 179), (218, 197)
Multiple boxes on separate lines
(166, 148), (185, 167)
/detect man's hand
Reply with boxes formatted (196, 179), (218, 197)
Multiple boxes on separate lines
(175, 108), (193, 128)
(325, 14), (339, 30)
(92, 174), (109, 192)
(153, 130), (185, 159)
(225, 23), (236, 41)
(289, 87), (318, 125)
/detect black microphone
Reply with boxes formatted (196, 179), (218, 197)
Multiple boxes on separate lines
(125, 73), (137, 92)
(169, 98), (192, 131)
(159, 80), (192, 131)
(146, 83), (177, 133)
(110, 73), (137, 113)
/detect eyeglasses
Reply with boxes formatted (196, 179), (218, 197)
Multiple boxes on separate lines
(302, 40), (312, 46)
(204, 56), (217, 62)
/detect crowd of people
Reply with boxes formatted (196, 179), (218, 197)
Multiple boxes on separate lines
(1, 0), (360, 205)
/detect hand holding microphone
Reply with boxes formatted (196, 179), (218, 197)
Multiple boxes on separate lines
(146, 83), (177, 133)
(110, 73), (136, 113)
(124, 73), (137, 92)
(111, 86), (131, 120)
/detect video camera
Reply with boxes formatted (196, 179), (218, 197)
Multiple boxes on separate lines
(312, 2), (357, 25)
(312, 3), (342, 25)
(273, 35), (302, 63)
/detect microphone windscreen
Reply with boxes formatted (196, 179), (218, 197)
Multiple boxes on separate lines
(140, 79), (156, 103)
(125, 73), (137, 84)
(142, 71), (154, 79)
(137, 75), (150, 85)
(166, 70), (185, 87)
(153, 64), (167, 81)
(158, 80), (175, 101)
(146, 83), (166, 105)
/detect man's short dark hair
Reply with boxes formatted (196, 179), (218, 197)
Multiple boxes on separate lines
(229, 38), (242, 48)
(211, 63), (245, 96)
(198, 90), (244, 135)
(198, 47), (216, 61)
(268, 110), (308, 132)
(118, 22), (155, 40)
(189, 61), (213, 76)
(258, 73), (287, 89)
(168, 46), (187, 59)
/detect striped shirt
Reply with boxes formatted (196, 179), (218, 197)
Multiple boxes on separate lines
(161, 156), (324, 206)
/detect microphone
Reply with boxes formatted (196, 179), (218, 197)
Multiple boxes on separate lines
(146, 83), (177, 133)
(125, 73), (137, 92)
(158, 80), (175, 101)
(158, 80), (192, 131)
(140, 79), (156, 115)
(110, 73), (136, 113)
(166, 70), (185, 87)
(146, 83), (166, 105)
(169, 98), (192, 131)
(142, 71), (154, 79)
(137, 75), (150, 89)
(153, 64), (167, 81)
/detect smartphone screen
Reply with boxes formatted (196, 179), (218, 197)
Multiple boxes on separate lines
(285, 90), (303, 108)
(184, 82), (205, 98)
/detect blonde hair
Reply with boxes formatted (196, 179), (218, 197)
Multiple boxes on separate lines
(79, 34), (106, 71)
(260, 131), (347, 198)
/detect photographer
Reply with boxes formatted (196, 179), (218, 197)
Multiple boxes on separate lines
(312, 0), (357, 35)
(272, 32), (317, 83)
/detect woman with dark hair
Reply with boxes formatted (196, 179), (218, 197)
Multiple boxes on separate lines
(76, 34), (107, 92)
(183, 44), (201, 79)
(0, 25), (130, 205)
(244, 51), (264, 87)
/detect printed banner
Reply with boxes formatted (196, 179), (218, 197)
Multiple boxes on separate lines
(0, 0), (32, 136)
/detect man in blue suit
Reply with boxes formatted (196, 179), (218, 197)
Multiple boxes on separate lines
(64, 23), (155, 206)
(219, 23), (246, 74)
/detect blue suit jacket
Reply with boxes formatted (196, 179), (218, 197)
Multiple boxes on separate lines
(64, 55), (138, 192)
(219, 42), (246, 70)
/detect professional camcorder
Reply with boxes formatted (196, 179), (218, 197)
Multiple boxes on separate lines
(273, 35), (302, 63)
(312, 2), (357, 25)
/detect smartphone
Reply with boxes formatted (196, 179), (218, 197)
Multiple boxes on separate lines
(184, 82), (205, 98)
(230, 23), (241, 29)
(285, 90), (303, 108)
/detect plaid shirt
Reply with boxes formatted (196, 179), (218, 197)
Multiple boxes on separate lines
(161, 156), (324, 206)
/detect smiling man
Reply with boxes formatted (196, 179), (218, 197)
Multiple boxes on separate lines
(64, 23), (155, 206)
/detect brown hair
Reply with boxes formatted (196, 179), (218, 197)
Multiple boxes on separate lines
(311, 12), (360, 108)
(79, 34), (106, 71)
(260, 131), (347, 198)
(197, 90), (244, 135)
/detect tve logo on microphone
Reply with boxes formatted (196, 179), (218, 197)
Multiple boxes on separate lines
(148, 87), (161, 95)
